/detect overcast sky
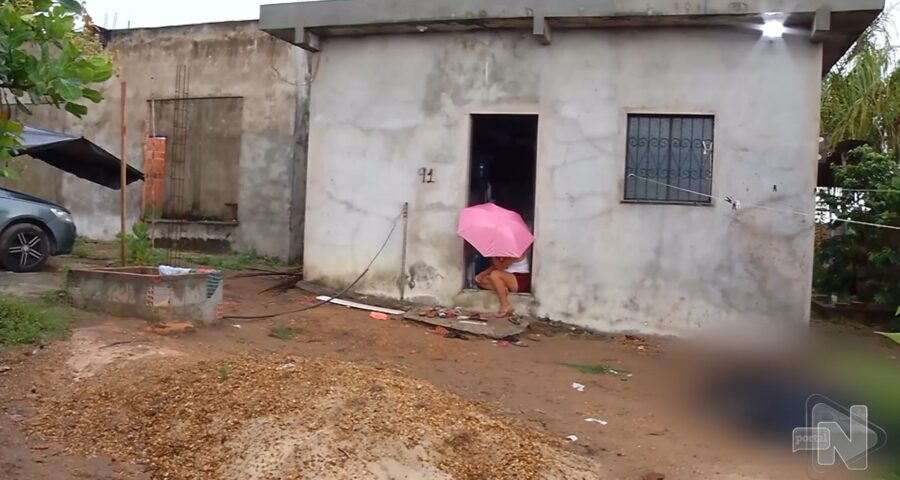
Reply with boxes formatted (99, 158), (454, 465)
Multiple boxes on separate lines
(84, 0), (900, 41)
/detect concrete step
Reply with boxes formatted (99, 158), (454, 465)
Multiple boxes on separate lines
(452, 289), (537, 316)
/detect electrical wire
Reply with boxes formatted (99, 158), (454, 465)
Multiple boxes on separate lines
(223, 209), (404, 321)
(627, 174), (900, 231)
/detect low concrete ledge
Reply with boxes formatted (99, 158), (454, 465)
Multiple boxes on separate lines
(66, 267), (223, 325)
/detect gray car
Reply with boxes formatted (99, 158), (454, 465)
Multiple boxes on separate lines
(0, 188), (76, 272)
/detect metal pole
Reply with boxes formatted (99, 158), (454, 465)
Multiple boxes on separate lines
(120, 81), (127, 266)
(398, 202), (409, 300)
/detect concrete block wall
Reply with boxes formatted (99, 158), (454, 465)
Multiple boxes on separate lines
(3, 21), (310, 261)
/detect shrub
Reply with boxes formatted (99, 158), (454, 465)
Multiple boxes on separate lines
(117, 222), (165, 266)
(815, 147), (900, 306)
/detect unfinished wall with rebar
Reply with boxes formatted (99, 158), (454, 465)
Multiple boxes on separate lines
(7, 21), (310, 261)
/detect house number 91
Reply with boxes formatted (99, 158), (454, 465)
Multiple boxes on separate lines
(419, 168), (435, 184)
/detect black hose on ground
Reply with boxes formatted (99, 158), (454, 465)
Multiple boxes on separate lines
(221, 209), (403, 321)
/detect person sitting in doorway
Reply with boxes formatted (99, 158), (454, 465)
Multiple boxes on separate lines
(475, 254), (531, 318)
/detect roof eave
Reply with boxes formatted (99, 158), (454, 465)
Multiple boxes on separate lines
(260, 0), (885, 74)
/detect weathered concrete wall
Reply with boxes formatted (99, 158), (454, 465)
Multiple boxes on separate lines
(66, 267), (223, 325)
(304, 29), (822, 335)
(4, 21), (309, 260)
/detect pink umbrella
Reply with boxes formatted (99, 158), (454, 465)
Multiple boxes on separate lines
(458, 203), (533, 258)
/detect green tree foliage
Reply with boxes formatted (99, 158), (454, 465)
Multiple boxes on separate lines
(815, 147), (900, 306)
(0, 0), (113, 178)
(821, 12), (900, 155)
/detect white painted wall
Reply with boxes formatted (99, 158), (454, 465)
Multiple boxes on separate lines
(305, 28), (822, 335)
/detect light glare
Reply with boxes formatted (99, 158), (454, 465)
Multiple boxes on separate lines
(762, 20), (785, 38)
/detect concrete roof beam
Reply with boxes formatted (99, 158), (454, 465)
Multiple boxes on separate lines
(533, 15), (551, 45)
(260, 0), (884, 72)
(811, 8), (832, 43)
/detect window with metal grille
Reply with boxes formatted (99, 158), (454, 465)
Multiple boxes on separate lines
(624, 114), (714, 204)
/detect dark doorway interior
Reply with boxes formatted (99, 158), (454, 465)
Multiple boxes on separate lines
(464, 114), (538, 289)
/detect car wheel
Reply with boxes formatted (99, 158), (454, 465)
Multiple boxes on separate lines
(0, 223), (50, 273)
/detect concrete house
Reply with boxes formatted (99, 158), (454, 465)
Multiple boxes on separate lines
(3, 21), (309, 260)
(259, 0), (883, 335)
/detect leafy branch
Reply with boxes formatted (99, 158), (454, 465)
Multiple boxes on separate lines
(0, 0), (114, 178)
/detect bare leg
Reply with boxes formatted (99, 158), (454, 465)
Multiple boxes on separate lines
(475, 270), (493, 290)
(488, 270), (518, 316)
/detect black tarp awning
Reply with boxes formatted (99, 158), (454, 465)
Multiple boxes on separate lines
(15, 125), (144, 190)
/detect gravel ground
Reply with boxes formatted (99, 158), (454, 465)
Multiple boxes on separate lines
(29, 353), (603, 480)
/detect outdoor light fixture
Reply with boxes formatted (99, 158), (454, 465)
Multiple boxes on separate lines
(762, 19), (785, 38)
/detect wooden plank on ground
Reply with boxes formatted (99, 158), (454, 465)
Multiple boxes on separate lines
(316, 296), (405, 315)
(403, 311), (530, 340)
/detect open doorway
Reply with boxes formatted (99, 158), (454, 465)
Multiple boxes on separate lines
(464, 114), (538, 290)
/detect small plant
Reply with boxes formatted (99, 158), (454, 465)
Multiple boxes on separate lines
(71, 237), (91, 259)
(187, 250), (281, 271)
(39, 291), (66, 305)
(269, 325), (298, 341)
(117, 222), (165, 266)
(217, 362), (231, 380)
(559, 362), (629, 376)
(0, 295), (69, 345)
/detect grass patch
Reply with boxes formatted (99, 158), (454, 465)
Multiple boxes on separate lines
(0, 295), (69, 345)
(218, 362), (231, 381)
(39, 291), (67, 305)
(71, 237), (91, 259)
(186, 250), (281, 271)
(70, 237), (119, 262)
(268, 325), (299, 341)
(559, 362), (629, 376)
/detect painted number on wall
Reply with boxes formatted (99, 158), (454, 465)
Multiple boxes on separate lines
(419, 168), (435, 184)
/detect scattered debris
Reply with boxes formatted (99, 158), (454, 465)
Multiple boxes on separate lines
(276, 362), (296, 371)
(431, 326), (450, 336)
(30, 442), (63, 451)
(565, 435), (579, 442)
(584, 417), (608, 426)
(315, 296), (404, 315)
(0, 365), (10, 374)
(560, 362), (630, 376)
(368, 312), (390, 321)
(231, 324), (242, 329)
(639, 471), (666, 480)
(571, 382), (586, 392)
(147, 322), (195, 336)
(446, 330), (469, 340)
(459, 320), (486, 326)
(99, 340), (141, 349)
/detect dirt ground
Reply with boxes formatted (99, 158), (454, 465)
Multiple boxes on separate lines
(0, 271), (895, 479)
